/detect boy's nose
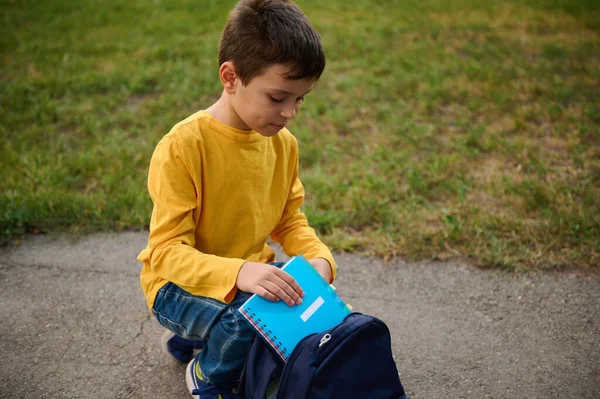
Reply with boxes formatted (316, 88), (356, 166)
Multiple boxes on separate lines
(280, 104), (297, 120)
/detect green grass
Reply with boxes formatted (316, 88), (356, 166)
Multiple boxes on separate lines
(1, 0), (599, 270)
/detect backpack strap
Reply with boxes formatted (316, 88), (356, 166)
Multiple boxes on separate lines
(236, 337), (284, 399)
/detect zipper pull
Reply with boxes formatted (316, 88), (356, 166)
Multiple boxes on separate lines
(319, 333), (331, 347)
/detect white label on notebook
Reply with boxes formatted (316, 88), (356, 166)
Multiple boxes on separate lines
(301, 296), (324, 322)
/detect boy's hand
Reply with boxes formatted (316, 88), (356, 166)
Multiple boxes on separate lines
(236, 262), (304, 306)
(309, 258), (333, 283)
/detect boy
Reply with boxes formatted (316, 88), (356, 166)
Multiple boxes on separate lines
(137, 1), (336, 397)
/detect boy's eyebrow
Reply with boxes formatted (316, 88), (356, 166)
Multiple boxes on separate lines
(270, 88), (312, 96)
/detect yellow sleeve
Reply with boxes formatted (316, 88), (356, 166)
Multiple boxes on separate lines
(270, 145), (337, 281)
(145, 134), (245, 303)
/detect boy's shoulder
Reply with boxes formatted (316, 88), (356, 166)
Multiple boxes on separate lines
(158, 110), (221, 152)
(167, 110), (211, 141)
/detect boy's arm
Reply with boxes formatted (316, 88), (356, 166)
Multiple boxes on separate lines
(270, 154), (337, 283)
(143, 134), (245, 303)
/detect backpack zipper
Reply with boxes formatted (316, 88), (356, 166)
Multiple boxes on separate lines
(313, 314), (384, 362)
(319, 333), (331, 347)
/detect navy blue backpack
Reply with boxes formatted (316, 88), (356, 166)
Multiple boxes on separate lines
(237, 313), (408, 399)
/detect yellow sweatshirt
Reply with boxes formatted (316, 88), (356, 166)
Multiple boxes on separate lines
(137, 111), (336, 310)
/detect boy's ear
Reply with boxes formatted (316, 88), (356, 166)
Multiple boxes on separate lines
(219, 61), (237, 94)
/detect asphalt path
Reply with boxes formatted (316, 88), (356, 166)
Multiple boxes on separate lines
(0, 232), (598, 398)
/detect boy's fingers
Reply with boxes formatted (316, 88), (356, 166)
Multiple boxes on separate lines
(256, 286), (279, 303)
(274, 268), (304, 299)
(263, 281), (296, 306)
(270, 274), (303, 305)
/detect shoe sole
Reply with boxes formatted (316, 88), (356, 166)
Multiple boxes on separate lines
(185, 359), (200, 398)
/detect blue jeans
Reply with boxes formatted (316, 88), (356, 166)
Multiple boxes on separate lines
(151, 262), (285, 387)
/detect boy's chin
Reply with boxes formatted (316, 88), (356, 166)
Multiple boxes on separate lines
(255, 124), (282, 137)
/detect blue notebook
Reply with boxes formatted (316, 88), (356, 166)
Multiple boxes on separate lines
(238, 255), (351, 361)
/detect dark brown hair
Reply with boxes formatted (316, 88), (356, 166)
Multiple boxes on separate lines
(219, 0), (326, 85)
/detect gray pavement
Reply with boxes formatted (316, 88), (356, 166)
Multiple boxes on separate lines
(0, 232), (598, 398)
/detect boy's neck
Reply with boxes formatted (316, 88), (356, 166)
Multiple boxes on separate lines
(206, 93), (251, 131)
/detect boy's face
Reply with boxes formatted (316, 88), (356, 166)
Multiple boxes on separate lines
(230, 64), (314, 137)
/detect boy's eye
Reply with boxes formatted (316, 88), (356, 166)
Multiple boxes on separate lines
(269, 96), (284, 103)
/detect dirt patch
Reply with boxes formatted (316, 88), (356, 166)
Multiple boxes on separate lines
(124, 92), (162, 112)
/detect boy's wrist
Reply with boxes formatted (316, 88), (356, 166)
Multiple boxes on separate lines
(308, 257), (333, 283)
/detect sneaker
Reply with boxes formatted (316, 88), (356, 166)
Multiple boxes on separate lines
(161, 330), (204, 363)
(185, 357), (237, 399)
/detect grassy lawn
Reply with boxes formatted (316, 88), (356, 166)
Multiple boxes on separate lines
(1, 0), (599, 270)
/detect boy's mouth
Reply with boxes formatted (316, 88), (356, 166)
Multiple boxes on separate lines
(270, 123), (286, 131)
